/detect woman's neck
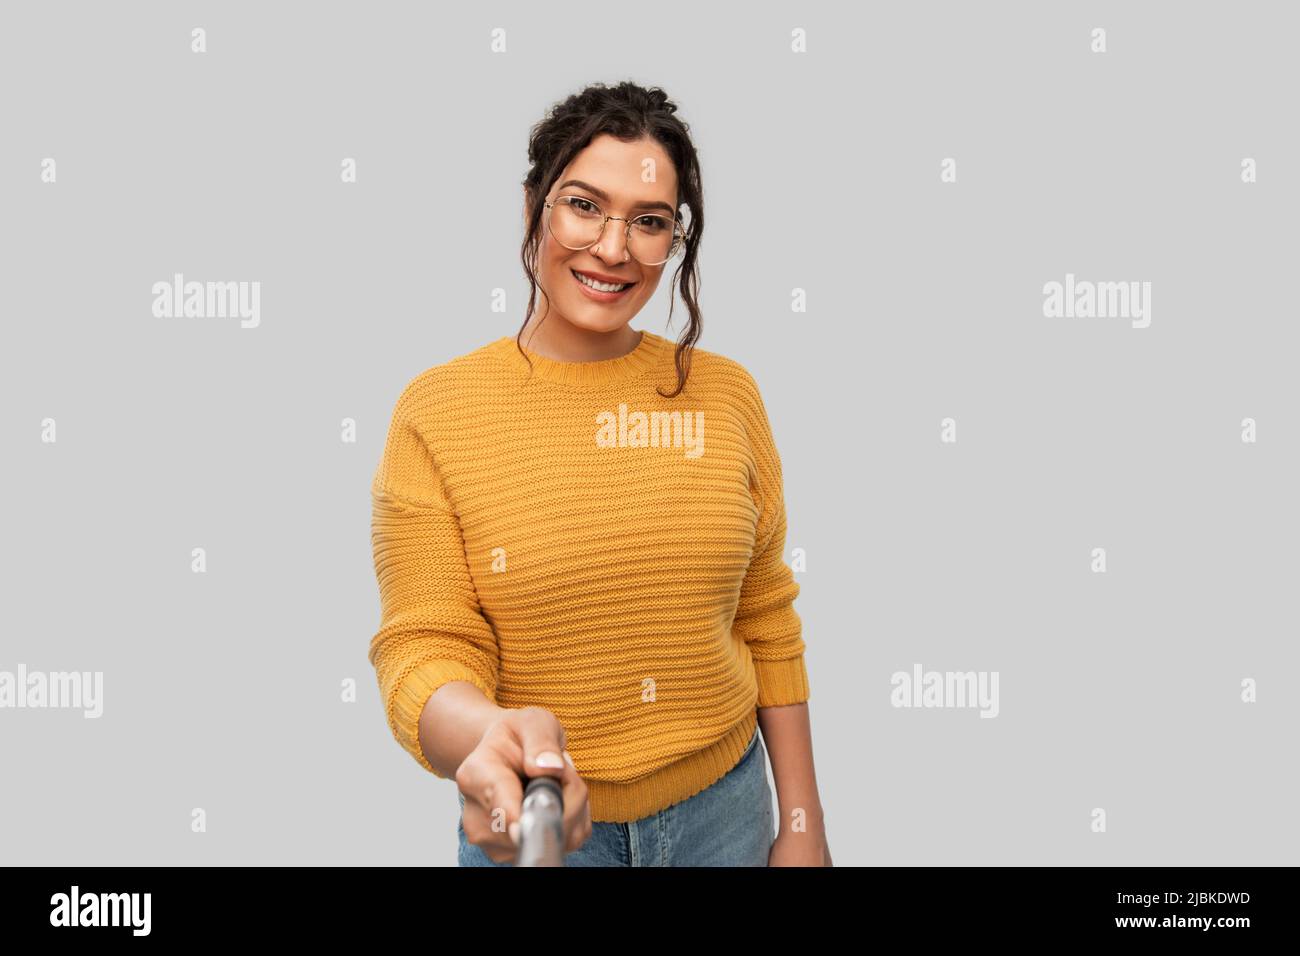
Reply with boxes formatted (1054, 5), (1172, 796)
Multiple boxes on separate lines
(519, 317), (643, 363)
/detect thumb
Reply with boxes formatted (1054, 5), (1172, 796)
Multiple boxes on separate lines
(518, 726), (567, 781)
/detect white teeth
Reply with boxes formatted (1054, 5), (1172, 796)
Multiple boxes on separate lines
(574, 270), (631, 293)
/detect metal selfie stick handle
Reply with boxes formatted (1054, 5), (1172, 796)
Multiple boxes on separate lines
(514, 775), (565, 867)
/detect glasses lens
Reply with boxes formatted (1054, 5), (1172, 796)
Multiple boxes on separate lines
(627, 215), (681, 266)
(548, 196), (604, 250)
(549, 196), (683, 266)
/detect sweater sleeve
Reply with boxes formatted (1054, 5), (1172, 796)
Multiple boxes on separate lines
(368, 391), (500, 778)
(732, 370), (810, 708)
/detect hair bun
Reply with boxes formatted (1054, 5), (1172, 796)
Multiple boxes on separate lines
(647, 88), (674, 112)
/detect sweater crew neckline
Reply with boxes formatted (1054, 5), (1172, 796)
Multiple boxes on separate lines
(490, 328), (668, 386)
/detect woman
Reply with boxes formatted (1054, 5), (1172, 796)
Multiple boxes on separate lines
(368, 81), (831, 866)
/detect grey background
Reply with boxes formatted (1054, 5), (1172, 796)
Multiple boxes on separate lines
(2, 0), (1296, 865)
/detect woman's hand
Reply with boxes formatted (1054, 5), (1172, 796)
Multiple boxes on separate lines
(455, 706), (592, 864)
(768, 828), (833, 866)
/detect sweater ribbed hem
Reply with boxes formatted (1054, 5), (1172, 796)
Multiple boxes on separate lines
(391, 659), (495, 779)
(753, 655), (811, 709)
(584, 712), (760, 823)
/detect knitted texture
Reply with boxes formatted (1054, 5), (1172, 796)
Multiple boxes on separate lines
(367, 328), (808, 822)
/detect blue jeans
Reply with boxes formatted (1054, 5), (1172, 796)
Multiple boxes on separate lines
(457, 725), (775, 866)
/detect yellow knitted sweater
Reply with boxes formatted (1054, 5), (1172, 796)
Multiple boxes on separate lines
(367, 328), (808, 822)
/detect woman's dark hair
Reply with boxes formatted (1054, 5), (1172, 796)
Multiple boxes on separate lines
(518, 81), (703, 399)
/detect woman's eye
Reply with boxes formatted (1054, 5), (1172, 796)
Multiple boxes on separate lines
(569, 198), (600, 215)
(636, 217), (668, 233)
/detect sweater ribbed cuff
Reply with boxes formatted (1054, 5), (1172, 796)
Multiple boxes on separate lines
(753, 655), (811, 708)
(391, 659), (494, 778)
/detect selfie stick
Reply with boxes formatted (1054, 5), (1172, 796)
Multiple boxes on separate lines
(514, 775), (565, 867)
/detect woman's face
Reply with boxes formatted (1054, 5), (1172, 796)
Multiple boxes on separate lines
(530, 133), (680, 335)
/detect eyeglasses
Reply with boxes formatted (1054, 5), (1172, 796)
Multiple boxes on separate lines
(543, 195), (686, 267)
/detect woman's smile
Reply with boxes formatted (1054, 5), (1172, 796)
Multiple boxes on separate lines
(570, 267), (638, 302)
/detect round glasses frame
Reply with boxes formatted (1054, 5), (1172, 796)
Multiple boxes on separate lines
(543, 195), (686, 267)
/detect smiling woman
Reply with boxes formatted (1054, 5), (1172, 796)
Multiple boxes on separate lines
(515, 84), (703, 398)
(367, 81), (830, 868)
(525, 140), (680, 323)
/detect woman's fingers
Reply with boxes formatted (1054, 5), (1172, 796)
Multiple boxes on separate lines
(457, 707), (591, 863)
(558, 751), (593, 854)
(471, 766), (526, 863)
